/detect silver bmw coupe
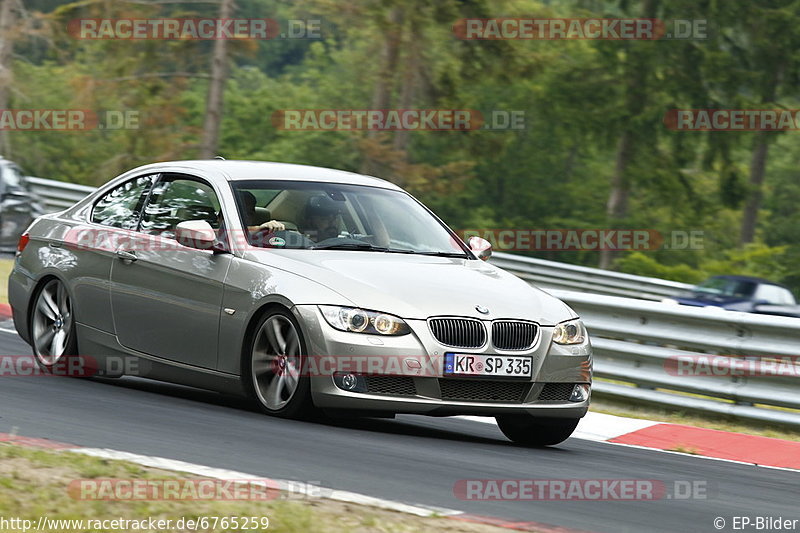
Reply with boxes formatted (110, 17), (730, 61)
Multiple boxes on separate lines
(8, 160), (591, 445)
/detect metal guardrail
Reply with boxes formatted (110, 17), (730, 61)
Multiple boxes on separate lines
(23, 177), (800, 426)
(26, 177), (97, 212)
(548, 288), (800, 427)
(492, 252), (693, 300)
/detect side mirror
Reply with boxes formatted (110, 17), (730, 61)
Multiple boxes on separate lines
(175, 220), (217, 250)
(468, 236), (492, 261)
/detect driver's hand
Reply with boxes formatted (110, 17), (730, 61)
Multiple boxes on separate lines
(258, 220), (285, 232)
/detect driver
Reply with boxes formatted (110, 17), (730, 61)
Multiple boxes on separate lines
(239, 191), (285, 233)
(216, 191), (285, 250)
(302, 195), (341, 241)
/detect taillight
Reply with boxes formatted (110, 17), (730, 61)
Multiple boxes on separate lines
(17, 233), (29, 253)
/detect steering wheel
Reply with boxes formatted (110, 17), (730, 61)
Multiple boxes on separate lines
(250, 228), (312, 248)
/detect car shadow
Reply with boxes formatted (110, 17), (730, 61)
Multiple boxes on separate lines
(86, 375), (573, 452)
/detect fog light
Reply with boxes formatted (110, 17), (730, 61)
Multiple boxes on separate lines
(333, 372), (366, 393)
(569, 384), (590, 402)
(341, 373), (357, 390)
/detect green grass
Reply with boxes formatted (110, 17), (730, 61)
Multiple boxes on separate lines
(0, 444), (506, 533)
(0, 258), (13, 304)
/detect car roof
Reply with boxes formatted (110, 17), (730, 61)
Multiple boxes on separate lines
(128, 160), (403, 191)
(704, 274), (788, 287)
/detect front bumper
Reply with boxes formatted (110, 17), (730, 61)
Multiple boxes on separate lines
(293, 305), (592, 417)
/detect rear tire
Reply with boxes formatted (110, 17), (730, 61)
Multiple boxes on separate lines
(30, 278), (80, 375)
(496, 415), (580, 446)
(243, 307), (317, 419)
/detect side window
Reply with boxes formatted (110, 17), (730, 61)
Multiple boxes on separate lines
(91, 175), (155, 229)
(140, 176), (221, 240)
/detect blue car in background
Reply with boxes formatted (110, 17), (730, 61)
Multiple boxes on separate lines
(663, 275), (800, 318)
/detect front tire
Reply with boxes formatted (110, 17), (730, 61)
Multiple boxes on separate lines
(244, 308), (317, 419)
(496, 415), (580, 446)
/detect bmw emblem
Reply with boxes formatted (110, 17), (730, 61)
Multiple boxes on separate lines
(475, 305), (490, 315)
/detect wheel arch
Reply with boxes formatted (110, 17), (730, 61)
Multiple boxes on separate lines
(238, 296), (301, 376)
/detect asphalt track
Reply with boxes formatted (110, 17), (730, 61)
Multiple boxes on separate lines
(0, 325), (797, 533)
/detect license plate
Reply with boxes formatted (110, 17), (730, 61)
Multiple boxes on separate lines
(444, 353), (532, 378)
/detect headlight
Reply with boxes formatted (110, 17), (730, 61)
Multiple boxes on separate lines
(552, 318), (587, 345)
(319, 306), (411, 336)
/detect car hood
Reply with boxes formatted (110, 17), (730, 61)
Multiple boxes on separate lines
(245, 250), (576, 324)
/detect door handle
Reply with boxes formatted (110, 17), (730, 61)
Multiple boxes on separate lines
(48, 242), (61, 248)
(115, 249), (137, 262)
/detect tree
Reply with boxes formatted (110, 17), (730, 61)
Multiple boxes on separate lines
(0, 0), (18, 155)
(731, 1), (800, 245)
(598, 0), (660, 269)
(199, 0), (234, 159)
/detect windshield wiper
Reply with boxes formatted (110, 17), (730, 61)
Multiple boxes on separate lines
(376, 248), (467, 257)
(310, 242), (389, 251)
(383, 248), (417, 254)
(411, 251), (469, 258)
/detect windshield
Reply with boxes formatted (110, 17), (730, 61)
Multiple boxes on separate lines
(694, 277), (756, 298)
(230, 180), (469, 257)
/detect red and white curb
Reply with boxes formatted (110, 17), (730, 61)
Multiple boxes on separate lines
(460, 412), (800, 471)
